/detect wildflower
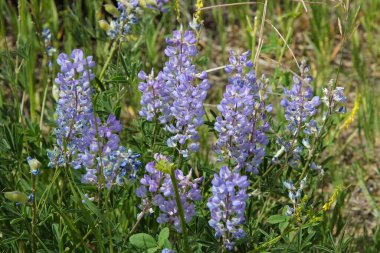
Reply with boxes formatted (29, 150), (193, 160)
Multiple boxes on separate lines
(322, 186), (343, 211)
(285, 205), (294, 216)
(322, 80), (347, 115)
(105, 1), (140, 39)
(42, 27), (56, 70)
(28, 194), (34, 203)
(48, 49), (140, 188)
(138, 29), (210, 156)
(136, 154), (202, 232)
(283, 177), (307, 217)
(214, 51), (270, 173)
(207, 166), (249, 250)
(190, 0), (203, 31)
(48, 49), (95, 167)
(280, 64), (320, 136)
(283, 180), (295, 190)
(278, 62), (321, 168)
(340, 93), (359, 131)
(79, 115), (142, 188)
(82, 193), (95, 204)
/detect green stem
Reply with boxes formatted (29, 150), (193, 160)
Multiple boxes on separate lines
(31, 174), (37, 252)
(99, 40), (119, 80)
(105, 189), (114, 253)
(170, 152), (190, 253)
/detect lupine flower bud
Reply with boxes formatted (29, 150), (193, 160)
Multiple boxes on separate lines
(27, 157), (41, 175)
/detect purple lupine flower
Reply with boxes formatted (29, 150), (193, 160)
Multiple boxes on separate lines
(322, 80), (347, 114)
(48, 49), (95, 167)
(280, 65), (320, 136)
(136, 154), (202, 232)
(207, 166), (249, 250)
(80, 115), (142, 188)
(107, 0), (140, 39)
(138, 29), (210, 157)
(48, 49), (141, 188)
(283, 177), (307, 216)
(278, 62), (321, 168)
(214, 51), (270, 173)
(42, 28), (56, 58)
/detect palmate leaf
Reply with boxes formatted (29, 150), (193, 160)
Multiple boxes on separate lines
(129, 233), (158, 250)
(157, 227), (169, 247)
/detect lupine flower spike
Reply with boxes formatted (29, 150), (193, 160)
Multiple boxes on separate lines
(207, 166), (249, 250)
(48, 49), (141, 188)
(138, 28), (210, 157)
(277, 61), (320, 168)
(214, 51), (270, 173)
(136, 154), (202, 232)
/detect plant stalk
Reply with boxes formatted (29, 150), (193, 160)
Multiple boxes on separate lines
(169, 153), (190, 253)
(31, 173), (37, 252)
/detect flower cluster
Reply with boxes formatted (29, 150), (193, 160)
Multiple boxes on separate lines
(106, 0), (140, 39)
(207, 166), (249, 250)
(136, 154), (202, 232)
(48, 49), (140, 188)
(280, 63), (320, 136)
(214, 51), (270, 173)
(42, 28), (56, 69)
(80, 115), (142, 188)
(138, 29), (210, 157)
(276, 62), (321, 168)
(48, 49), (96, 167)
(283, 177), (307, 216)
(322, 79), (347, 115)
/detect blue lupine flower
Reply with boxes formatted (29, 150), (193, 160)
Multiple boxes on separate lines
(322, 80), (347, 114)
(278, 62), (321, 168)
(28, 194), (34, 203)
(280, 65), (320, 136)
(48, 49), (140, 188)
(285, 205), (294, 216)
(207, 166), (249, 250)
(106, 0), (140, 39)
(214, 51), (270, 173)
(283, 177), (307, 214)
(136, 154), (202, 232)
(79, 115), (142, 188)
(138, 29), (210, 156)
(48, 49), (96, 168)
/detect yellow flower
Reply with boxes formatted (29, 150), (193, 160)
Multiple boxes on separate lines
(194, 0), (204, 24)
(322, 186), (343, 211)
(340, 94), (360, 130)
